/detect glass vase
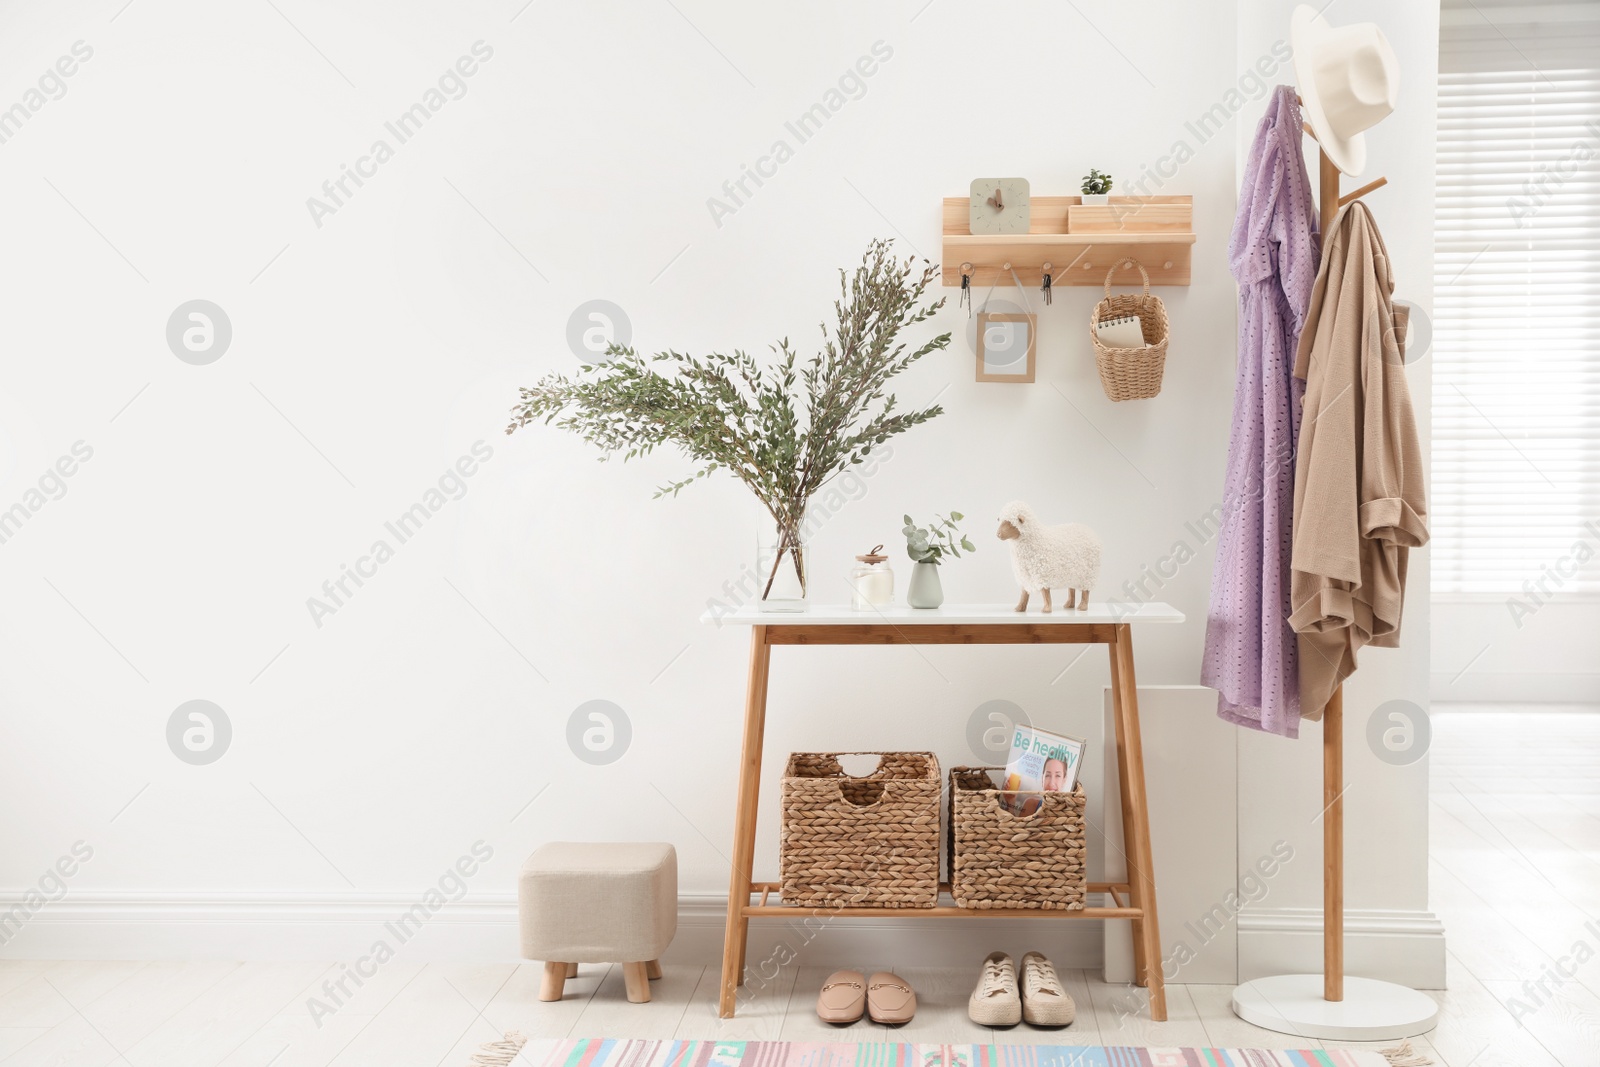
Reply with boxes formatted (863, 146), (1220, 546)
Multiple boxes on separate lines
(757, 524), (809, 612)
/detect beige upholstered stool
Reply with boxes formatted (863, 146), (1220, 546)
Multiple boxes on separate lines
(519, 841), (677, 1003)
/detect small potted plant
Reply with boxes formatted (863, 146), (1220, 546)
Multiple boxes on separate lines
(902, 512), (976, 609)
(1081, 168), (1114, 206)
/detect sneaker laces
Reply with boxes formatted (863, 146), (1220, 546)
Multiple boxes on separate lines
(979, 956), (1016, 997)
(1022, 955), (1063, 996)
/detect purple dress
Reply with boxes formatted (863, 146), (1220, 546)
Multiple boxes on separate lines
(1201, 85), (1320, 739)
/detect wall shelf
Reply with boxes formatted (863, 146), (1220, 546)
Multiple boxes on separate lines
(941, 195), (1195, 287)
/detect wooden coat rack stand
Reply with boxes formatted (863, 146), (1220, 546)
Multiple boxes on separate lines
(1229, 111), (1439, 1043)
(1316, 144), (1373, 1009)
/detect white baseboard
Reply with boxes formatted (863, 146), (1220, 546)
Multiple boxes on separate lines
(1, 899), (1444, 991)
(0, 893), (522, 962)
(0, 892), (1102, 971)
(1237, 907), (1447, 990)
(1431, 671), (1600, 704)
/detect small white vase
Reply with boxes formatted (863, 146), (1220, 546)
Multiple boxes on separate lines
(1081, 193), (1110, 206)
(906, 562), (944, 609)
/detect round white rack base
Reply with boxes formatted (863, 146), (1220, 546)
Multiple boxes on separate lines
(1232, 974), (1440, 1041)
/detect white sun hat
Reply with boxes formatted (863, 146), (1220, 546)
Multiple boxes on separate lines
(1291, 4), (1400, 176)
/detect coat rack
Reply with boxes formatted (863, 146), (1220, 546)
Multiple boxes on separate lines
(1229, 87), (1440, 1043)
(1312, 127), (1376, 1011)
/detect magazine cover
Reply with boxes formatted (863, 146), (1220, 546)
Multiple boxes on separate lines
(1001, 725), (1087, 814)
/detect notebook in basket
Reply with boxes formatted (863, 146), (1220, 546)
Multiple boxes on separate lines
(1090, 260), (1170, 401)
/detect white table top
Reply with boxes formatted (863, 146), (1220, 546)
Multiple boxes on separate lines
(703, 602), (1185, 626)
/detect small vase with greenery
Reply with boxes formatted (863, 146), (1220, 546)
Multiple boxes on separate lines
(506, 239), (951, 611)
(902, 512), (974, 609)
(1081, 168), (1114, 205)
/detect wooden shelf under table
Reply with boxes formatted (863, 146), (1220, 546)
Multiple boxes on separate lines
(744, 881), (1140, 919)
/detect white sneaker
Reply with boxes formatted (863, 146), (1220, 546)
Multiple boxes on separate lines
(967, 951), (1021, 1027)
(1019, 951), (1076, 1027)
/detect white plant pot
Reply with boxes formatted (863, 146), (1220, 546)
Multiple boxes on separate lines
(906, 562), (944, 609)
(1081, 193), (1110, 206)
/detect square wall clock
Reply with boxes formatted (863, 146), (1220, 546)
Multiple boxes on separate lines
(969, 177), (1031, 234)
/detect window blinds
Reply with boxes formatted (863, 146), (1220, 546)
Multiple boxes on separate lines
(1435, 6), (1600, 595)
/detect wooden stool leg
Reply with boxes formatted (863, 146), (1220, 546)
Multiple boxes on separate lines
(566, 962), (579, 978)
(1110, 624), (1167, 1021)
(623, 961), (652, 1003)
(720, 626), (771, 1017)
(646, 959), (663, 980)
(539, 961), (567, 1002)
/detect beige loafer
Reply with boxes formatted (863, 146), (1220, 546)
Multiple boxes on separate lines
(1019, 951), (1076, 1027)
(816, 969), (867, 1025)
(968, 951), (1021, 1027)
(866, 971), (916, 1026)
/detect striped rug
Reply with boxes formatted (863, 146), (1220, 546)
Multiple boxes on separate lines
(474, 1038), (1393, 1067)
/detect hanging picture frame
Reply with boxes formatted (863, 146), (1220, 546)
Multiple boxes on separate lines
(975, 311), (1037, 383)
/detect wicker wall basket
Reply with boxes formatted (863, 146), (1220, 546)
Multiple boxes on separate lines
(948, 766), (1087, 911)
(780, 751), (941, 909)
(1090, 260), (1171, 402)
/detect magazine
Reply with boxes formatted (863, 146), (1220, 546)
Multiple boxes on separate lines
(1000, 724), (1086, 814)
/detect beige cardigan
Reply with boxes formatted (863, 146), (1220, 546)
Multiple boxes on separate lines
(1289, 202), (1428, 719)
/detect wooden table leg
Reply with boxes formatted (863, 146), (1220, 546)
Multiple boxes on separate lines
(1106, 634), (1149, 991)
(719, 625), (772, 1018)
(1109, 624), (1167, 1021)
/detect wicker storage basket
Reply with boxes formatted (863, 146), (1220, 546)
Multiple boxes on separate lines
(948, 766), (1087, 910)
(1090, 260), (1170, 402)
(780, 751), (941, 909)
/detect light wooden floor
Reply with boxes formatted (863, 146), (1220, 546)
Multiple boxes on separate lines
(0, 707), (1595, 1066)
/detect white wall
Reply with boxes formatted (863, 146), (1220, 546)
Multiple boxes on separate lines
(1434, 600), (1600, 703)
(0, 0), (1436, 985)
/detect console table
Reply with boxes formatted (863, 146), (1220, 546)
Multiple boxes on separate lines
(703, 601), (1185, 1020)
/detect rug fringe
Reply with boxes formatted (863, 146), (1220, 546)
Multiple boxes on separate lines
(468, 1030), (528, 1066)
(1378, 1039), (1432, 1066)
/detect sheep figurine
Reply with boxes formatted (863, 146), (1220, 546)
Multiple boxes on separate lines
(996, 500), (1102, 613)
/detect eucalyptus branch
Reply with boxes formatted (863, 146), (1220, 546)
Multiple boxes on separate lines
(507, 239), (952, 594)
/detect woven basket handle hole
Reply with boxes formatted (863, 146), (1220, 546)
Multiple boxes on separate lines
(995, 794), (1046, 821)
(839, 781), (886, 808)
(836, 753), (882, 778)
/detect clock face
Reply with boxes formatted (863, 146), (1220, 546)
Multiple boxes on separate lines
(969, 177), (1031, 235)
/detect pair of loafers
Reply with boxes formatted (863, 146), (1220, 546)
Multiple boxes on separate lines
(815, 969), (917, 1025)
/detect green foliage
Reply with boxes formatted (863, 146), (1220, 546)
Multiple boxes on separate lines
(507, 239), (952, 597)
(902, 511), (975, 566)
(1081, 168), (1114, 195)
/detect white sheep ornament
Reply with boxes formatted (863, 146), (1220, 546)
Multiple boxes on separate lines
(996, 501), (1102, 613)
